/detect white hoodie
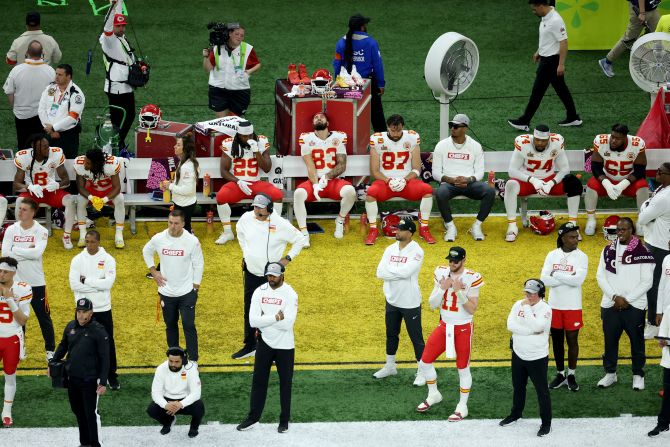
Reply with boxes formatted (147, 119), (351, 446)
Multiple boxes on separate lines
(69, 247), (116, 312)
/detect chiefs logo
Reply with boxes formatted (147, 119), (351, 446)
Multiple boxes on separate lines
(161, 249), (184, 256)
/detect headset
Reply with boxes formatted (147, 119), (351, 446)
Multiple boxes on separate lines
(264, 261), (286, 276)
(255, 193), (273, 214)
(166, 346), (188, 366)
(524, 278), (546, 298)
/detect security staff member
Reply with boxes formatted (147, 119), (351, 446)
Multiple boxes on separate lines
(500, 279), (552, 437)
(147, 346), (204, 438)
(232, 193), (306, 360)
(237, 262), (298, 434)
(51, 298), (110, 447)
(37, 63), (84, 159)
(333, 14), (386, 132)
(142, 209), (204, 363)
(100, 0), (136, 151)
(508, 0), (581, 132)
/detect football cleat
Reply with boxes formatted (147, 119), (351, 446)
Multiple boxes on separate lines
(419, 226), (436, 244)
(444, 223), (457, 242)
(365, 227), (379, 245)
(505, 224), (518, 242)
(77, 238), (86, 248)
(338, 67), (355, 86)
(567, 374), (579, 392)
(548, 373), (567, 389)
(373, 363), (397, 379)
(416, 391), (442, 413)
(2, 415), (12, 428)
(297, 63), (310, 84)
(301, 230), (310, 248)
(633, 375), (645, 391)
(413, 368), (426, 386)
(585, 216), (597, 236)
(215, 231), (235, 245)
(468, 222), (484, 241)
(62, 234), (73, 250)
(334, 219), (345, 239)
(335, 75), (350, 88)
(448, 403), (468, 422)
(597, 372), (617, 388)
(114, 234), (125, 249)
(287, 63), (300, 85)
(350, 65), (365, 86)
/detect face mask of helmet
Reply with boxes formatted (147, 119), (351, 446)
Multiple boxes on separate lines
(139, 104), (162, 129)
(602, 215), (621, 241)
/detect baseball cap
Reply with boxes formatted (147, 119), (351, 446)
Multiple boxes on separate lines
(557, 221), (579, 237)
(448, 114), (470, 127)
(237, 120), (254, 136)
(446, 246), (466, 262)
(524, 279), (543, 294)
(252, 194), (271, 209)
(349, 13), (370, 29)
(397, 217), (416, 233)
(265, 262), (284, 277)
(75, 298), (93, 311)
(113, 13), (128, 26)
(26, 11), (40, 26)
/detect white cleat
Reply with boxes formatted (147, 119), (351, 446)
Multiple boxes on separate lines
(62, 234), (73, 250)
(633, 375), (645, 391)
(338, 67), (355, 86)
(215, 231), (235, 245)
(373, 363), (397, 379)
(114, 233), (125, 249)
(413, 369), (426, 386)
(334, 220), (344, 239)
(444, 223), (457, 242)
(505, 225), (518, 242)
(585, 217), (597, 236)
(597, 372), (617, 388)
(301, 231), (310, 248)
(417, 391), (442, 413)
(468, 222), (484, 241)
(77, 238), (86, 248)
(350, 65), (365, 86)
(448, 403), (468, 422)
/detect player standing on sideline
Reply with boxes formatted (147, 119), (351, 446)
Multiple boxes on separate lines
(504, 124), (582, 242)
(13, 133), (76, 249)
(0, 257), (32, 427)
(74, 149), (125, 249)
(365, 115), (435, 245)
(143, 210), (204, 365)
(215, 120), (283, 244)
(1, 197), (53, 362)
(294, 112), (356, 246)
(417, 247), (483, 420)
(69, 230), (119, 390)
(584, 124), (648, 236)
(541, 222), (588, 391)
(374, 217), (426, 385)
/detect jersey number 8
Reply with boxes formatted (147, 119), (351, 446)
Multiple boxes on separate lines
(381, 151), (409, 170)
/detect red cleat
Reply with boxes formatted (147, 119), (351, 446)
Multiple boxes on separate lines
(419, 226), (436, 244)
(2, 415), (12, 428)
(298, 63), (310, 84)
(365, 227), (379, 245)
(287, 64), (300, 85)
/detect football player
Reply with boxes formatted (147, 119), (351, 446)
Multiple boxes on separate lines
(0, 256), (32, 428)
(215, 120), (283, 244)
(504, 124), (582, 242)
(74, 149), (125, 248)
(365, 115), (435, 245)
(584, 124), (648, 236)
(294, 112), (356, 246)
(417, 247), (483, 421)
(13, 133), (76, 249)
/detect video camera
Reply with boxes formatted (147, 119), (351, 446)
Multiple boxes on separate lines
(207, 22), (240, 47)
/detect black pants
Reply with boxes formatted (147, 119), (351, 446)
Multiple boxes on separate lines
(15, 115), (43, 149)
(645, 243), (670, 325)
(174, 202), (196, 233)
(435, 181), (496, 223)
(67, 376), (102, 447)
(147, 399), (205, 431)
(371, 78), (386, 133)
(659, 367), (670, 426)
(49, 125), (81, 159)
(243, 267), (266, 347)
(385, 302), (425, 361)
(30, 286), (55, 352)
(510, 352), (552, 426)
(601, 306), (646, 376)
(247, 336), (294, 425)
(106, 91), (136, 147)
(519, 55), (579, 123)
(93, 310), (118, 380)
(160, 290), (199, 362)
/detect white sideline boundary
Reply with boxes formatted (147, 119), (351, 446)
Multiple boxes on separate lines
(8, 417), (664, 446)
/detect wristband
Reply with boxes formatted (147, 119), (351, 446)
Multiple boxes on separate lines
(411, 169), (421, 177)
(102, 196), (110, 204)
(456, 290), (468, 305)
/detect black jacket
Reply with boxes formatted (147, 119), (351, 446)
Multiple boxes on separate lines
(54, 318), (110, 385)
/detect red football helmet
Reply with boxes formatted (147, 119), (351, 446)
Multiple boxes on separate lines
(382, 214), (401, 237)
(311, 69), (332, 94)
(529, 210), (555, 235)
(603, 215), (621, 241)
(139, 104), (162, 129)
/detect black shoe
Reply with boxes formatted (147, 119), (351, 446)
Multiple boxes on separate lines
(188, 429), (199, 438)
(231, 345), (256, 360)
(537, 424), (552, 437)
(648, 424), (670, 437)
(236, 419), (259, 431)
(160, 416), (176, 435)
(108, 377), (120, 391)
(146, 272), (153, 279)
(278, 422), (289, 433)
(558, 117), (583, 127)
(507, 118), (530, 132)
(499, 415), (520, 427)
(567, 374), (579, 392)
(548, 373), (567, 389)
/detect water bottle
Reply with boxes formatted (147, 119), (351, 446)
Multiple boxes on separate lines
(206, 209), (214, 234)
(203, 173), (211, 197)
(487, 170), (495, 187)
(360, 212), (368, 234)
(298, 82), (306, 97)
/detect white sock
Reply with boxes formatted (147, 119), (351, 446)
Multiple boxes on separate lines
(293, 187), (309, 230)
(566, 195), (580, 220)
(584, 187), (598, 212)
(458, 367), (472, 405)
(557, 369), (565, 376)
(568, 368), (575, 376)
(419, 360), (437, 383)
(63, 195), (76, 233)
(112, 194), (125, 224)
(386, 354), (396, 365)
(3, 373), (16, 416)
(504, 180), (520, 220)
(339, 185), (356, 217)
(365, 200), (378, 226)
(419, 197), (433, 225)
(217, 204), (232, 226)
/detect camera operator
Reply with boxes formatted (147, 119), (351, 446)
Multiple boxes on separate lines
(203, 22), (260, 118)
